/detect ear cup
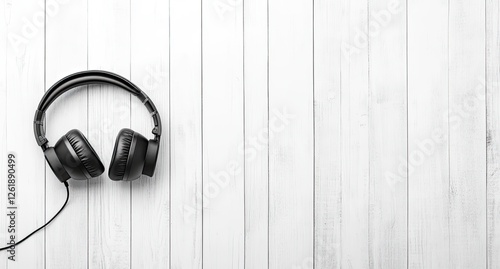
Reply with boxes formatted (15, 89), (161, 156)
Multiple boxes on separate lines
(108, 128), (148, 181)
(44, 147), (71, 182)
(142, 139), (159, 177)
(64, 129), (105, 178)
(108, 129), (134, 180)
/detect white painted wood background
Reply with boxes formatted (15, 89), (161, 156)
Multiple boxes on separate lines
(0, 0), (497, 268)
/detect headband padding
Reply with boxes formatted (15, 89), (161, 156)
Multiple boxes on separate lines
(109, 129), (134, 181)
(65, 129), (105, 178)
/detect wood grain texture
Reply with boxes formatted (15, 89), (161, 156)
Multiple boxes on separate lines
(169, 0), (203, 268)
(5, 1), (46, 268)
(368, 0), (407, 267)
(1, 0), (499, 268)
(87, 0), (131, 267)
(340, 0), (370, 267)
(313, 0), (342, 267)
(408, 0), (450, 268)
(448, 0), (486, 267)
(202, 0), (245, 268)
(487, 0), (500, 267)
(44, 0), (88, 268)
(130, 0), (170, 268)
(268, 0), (314, 268)
(243, 0), (269, 267)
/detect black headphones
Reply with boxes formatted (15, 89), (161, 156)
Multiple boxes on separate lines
(33, 70), (162, 182)
(0, 70), (162, 252)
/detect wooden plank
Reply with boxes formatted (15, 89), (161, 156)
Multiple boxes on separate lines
(407, 0), (450, 267)
(170, 0), (203, 267)
(130, 0), (170, 267)
(487, 0), (500, 267)
(313, 0), (342, 267)
(243, 0), (268, 268)
(44, 0), (88, 268)
(87, 0), (131, 267)
(339, 0), (370, 267)
(201, 0), (245, 267)
(5, 0), (45, 267)
(368, 0), (407, 267)
(448, 0), (486, 267)
(268, 0), (314, 267)
(0, 1), (7, 267)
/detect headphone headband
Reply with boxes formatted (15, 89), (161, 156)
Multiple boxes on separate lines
(34, 70), (162, 149)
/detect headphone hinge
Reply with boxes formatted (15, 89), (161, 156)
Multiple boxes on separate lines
(152, 126), (160, 136)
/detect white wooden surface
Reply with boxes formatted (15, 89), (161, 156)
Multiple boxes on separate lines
(0, 0), (497, 268)
(408, 0), (450, 267)
(487, 0), (500, 268)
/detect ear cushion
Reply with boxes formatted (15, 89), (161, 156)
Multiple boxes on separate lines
(65, 129), (105, 178)
(109, 128), (135, 180)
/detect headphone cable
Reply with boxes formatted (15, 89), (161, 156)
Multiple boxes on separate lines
(0, 181), (70, 251)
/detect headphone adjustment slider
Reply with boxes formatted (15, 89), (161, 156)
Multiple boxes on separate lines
(34, 110), (48, 147)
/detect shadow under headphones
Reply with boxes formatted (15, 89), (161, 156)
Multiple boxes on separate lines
(0, 70), (162, 251)
(34, 70), (162, 182)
